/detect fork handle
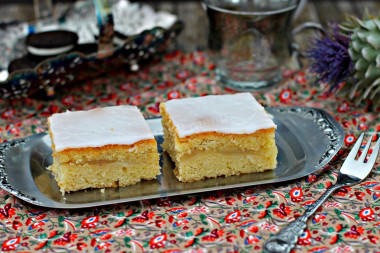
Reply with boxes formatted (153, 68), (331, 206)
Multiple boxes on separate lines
(263, 183), (342, 253)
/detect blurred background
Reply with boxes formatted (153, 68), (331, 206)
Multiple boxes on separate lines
(0, 0), (379, 52)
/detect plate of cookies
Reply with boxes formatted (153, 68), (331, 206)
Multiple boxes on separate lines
(0, 0), (182, 100)
(0, 93), (344, 208)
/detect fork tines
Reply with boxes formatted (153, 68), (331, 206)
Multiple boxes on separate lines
(350, 133), (380, 165)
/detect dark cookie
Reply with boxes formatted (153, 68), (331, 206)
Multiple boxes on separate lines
(8, 55), (40, 73)
(26, 30), (79, 57)
(75, 43), (98, 55)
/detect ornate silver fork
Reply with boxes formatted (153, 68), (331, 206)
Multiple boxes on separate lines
(263, 133), (380, 253)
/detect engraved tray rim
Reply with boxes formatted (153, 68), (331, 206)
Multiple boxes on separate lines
(0, 106), (344, 209)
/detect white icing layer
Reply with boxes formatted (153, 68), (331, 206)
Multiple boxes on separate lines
(49, 105), (154, 151)
(164, 93), (276, 138)
(27, 45), (74, 56)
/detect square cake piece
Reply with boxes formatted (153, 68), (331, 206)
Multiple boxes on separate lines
(160, 93), (277, 182)
(48, 105), (160, 193)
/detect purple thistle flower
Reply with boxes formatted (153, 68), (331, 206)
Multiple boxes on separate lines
(308, 22), (353, 91)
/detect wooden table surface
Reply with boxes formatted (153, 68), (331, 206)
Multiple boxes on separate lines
(0, 0), (379, 52)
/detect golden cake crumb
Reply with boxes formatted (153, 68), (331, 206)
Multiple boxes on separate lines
(47, 105), (161, 193)
(159, 93), (277, 182)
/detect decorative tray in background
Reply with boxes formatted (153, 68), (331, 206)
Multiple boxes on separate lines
(0, 0), (182, 100)
(0, 107), (344, 209)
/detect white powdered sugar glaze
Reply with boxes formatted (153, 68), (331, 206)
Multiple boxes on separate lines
(164, 93), (276, 138)
(49, 105), (154, 151)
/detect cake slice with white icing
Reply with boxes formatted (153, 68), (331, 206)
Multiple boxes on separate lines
(47, 105), (160, 193)
(160, 93), (277, 182)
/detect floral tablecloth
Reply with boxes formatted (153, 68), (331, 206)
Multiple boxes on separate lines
(0, 51), (379, 253)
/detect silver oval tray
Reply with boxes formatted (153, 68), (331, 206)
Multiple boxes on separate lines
(0, 107), (344, 209)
